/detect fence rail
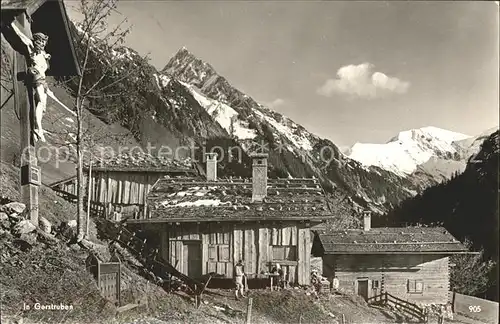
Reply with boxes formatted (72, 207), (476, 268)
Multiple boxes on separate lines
(52, 187), (78, 203)
(368, 292), (427, 322)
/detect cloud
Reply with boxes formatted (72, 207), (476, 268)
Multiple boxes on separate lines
(265, 98), (285, 109)
(317, 63), (410, 99)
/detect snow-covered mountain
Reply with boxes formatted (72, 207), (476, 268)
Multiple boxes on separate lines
(453, 126), (499, 160)
(1, 29), (450, 216)
(155, 48), (465, 213)
(159, 47), (320, 154)
(348, 126), (496, 181)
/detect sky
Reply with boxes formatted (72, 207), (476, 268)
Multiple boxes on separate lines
(67, 1), (499, 149)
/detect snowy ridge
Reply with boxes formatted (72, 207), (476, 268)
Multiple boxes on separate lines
(453, 126), (499, 159)
(153, 74), (171, 89)
(349, 126), (472, 176)
(253, 110), (315, 151)
(180, 82), (257, 140)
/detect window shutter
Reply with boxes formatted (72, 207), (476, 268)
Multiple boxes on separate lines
(208, 245), (217, 260)
(286, 246), (297, 261)
(272, 246), (285, 260)
(219, 245), (230, 261)
(416, 280), (423, 292)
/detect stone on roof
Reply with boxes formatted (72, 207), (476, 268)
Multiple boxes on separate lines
(316, 227), (468, 254)
(85, 151), (195, 173)
(145, 176), (334, 222)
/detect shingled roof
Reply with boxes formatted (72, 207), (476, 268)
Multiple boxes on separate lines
(315, 227), (468, 254)
(84, 151), (197, 174)
(139, 176), (334, 223)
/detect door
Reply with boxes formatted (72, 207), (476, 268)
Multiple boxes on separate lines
(184, 242), (202, 279)
(357, 279), (369, 301)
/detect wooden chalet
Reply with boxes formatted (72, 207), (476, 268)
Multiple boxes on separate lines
(127, 153), (335, 285)
(50, 152), (197, 217)
(312, 212), (468, 305)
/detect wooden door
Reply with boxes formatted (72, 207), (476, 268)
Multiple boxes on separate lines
(357, 279), (369, 301)
(184, 242), (202, 279)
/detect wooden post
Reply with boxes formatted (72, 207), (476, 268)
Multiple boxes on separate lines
(14, 13), (39, 226)
(245, 297), (253, 324)
(117, 261), (122, 307)
(86, 160), (92, 235)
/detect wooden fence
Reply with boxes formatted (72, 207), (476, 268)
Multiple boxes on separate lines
(86, 254), (122, 305)
(368, 292), (427, 322)
(52, 186), (78, 203)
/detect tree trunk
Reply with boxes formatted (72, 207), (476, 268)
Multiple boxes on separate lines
(76, 99), (86, 241)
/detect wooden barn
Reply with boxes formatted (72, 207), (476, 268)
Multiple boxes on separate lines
(312, 212), (468, 305)
(127, 153), (335, 285)
(50, 152), (197, 217)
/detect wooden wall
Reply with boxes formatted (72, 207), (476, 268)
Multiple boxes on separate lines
(158, 221), (312, 285)
(323, 254), (450, 305)
(53, 171), (164, 216)
(89, 171), (162, 206)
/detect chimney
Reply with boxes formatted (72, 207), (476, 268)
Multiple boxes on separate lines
(205, 153), (217, 181)
(363, 210), (372, 231)
(251, 153), (268, 202)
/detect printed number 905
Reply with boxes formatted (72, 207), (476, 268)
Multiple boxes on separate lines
(469, 306), (481, 313)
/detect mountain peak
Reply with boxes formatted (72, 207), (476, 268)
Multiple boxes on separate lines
(392, 126), (471, 144)
(349, 126), (476, 177)
(162, 47), (200, 70)
(176, 46), (195, 58)
(160, 47), (219, 89)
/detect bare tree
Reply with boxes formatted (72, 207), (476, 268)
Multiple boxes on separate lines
(61, 0), (147, 240)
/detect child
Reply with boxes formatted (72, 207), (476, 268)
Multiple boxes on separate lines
(234, 260), (246, 300)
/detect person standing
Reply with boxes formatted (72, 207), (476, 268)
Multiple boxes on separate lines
(332, 276), (340, 294)
(234, 260), (246, 300)
(438, 305), (446, 324)
(271, 263), (285, 290)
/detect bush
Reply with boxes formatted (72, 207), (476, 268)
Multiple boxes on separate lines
(450, 240), (496, 297)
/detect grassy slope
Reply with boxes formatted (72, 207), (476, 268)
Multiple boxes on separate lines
(113, 290), (400, 324)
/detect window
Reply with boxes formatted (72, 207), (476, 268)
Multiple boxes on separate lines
(208, 244), (230, 262)
(272, 246), (297, 261)
(407, 279), (424, 293)
(372, 280), (380, 289)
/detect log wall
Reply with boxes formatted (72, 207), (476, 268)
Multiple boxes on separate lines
(323, 254), (450, 304)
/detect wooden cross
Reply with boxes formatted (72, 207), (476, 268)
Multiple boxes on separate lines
(10, 12), (40, 226)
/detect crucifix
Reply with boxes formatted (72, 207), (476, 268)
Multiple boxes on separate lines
(3, 12), (47, 225)
(2, 0), (80, 227)
(10, 17), (51, 143)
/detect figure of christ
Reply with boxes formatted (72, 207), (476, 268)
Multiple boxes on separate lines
(10, 22), (51, 142)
